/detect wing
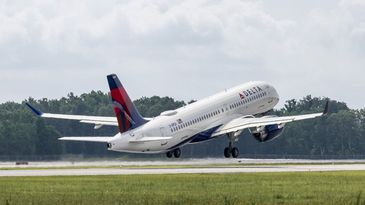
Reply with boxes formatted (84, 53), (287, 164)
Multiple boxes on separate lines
(26, 103), (118, 128)
(212, 101), (329, 137)
(59, 136), (113, 142)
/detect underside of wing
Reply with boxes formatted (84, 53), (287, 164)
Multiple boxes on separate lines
(213, 101), (329, 137)
(59, 136), (113, 142)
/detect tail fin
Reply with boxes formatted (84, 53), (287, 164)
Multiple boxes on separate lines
(107, 74), (147, 133)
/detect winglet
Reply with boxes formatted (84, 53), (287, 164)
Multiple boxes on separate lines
(323, 100), (329, 116)
(25, 103), (43, 116)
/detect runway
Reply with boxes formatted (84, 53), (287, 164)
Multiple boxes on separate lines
(1, 163), (365, 177)
(2, 158), (365, 168)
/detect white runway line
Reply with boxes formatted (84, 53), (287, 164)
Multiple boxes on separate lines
(2, 164), (365, 177)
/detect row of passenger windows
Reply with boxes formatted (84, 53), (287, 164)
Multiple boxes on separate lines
(229, 91), (267, 110)
(170, 91), (267, 133)
(170, 109), (224, 133)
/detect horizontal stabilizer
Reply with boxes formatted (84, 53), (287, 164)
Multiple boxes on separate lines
(129, 136), (173, 143)
(58, 136), (113, 142)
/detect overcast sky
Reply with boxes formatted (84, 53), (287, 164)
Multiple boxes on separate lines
(0, 0), (364, 109)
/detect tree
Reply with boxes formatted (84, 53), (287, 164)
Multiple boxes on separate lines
(0, 91), (363, 158)
(35, 119), (62, 155)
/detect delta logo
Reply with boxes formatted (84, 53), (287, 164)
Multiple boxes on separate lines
(239, 86), (263, 99)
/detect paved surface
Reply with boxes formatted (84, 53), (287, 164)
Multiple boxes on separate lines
(2, 158), (365, 168)
(1, 164), (365, 177)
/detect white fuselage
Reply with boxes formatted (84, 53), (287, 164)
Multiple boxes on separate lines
(108, 81), (279, 153)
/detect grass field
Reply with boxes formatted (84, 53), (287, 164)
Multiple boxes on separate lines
(1, 171), (365, 205)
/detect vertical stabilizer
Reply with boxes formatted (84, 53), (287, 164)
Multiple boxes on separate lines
(107, 74), (147, 133)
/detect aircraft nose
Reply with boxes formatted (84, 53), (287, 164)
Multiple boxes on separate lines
(267, 85), (279, 103)
(272, 88), (279, 99)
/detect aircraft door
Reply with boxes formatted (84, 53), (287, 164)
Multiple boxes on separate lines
(159, 127), (169, 147)
(160, 127), (166, 137)
(223, 103), (229, 115)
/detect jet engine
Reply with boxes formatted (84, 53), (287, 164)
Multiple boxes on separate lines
(250, 124), (285, 142)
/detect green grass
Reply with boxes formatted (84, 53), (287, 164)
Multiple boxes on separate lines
(1, 172), (365, 205)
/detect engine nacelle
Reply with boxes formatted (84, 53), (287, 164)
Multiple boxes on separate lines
(251, 124), (285, 142)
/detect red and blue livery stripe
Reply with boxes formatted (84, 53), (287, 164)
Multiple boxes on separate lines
(107, 74), (147, 133)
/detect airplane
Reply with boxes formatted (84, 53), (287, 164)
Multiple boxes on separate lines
(26, 74), (329, 158)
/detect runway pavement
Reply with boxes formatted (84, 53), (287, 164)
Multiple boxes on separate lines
(1, 163), (365, 177)
(2, 158), (365, 168)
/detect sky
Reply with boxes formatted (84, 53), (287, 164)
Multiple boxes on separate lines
(0, 0), (364, 109)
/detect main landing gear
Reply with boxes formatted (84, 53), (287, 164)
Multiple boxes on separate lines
(224, 133), (240, 158)
(166, 148), (181, 158)
(224, 142), (239, 158)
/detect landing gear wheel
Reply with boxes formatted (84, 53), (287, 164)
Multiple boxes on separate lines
(173, 148), (181, 158)
(166, 151), (173, 158)
(224, 147), (231, 158)
(231, 147), (239, 158)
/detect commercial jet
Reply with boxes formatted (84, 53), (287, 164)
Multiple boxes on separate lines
(26, 74), (328, 158)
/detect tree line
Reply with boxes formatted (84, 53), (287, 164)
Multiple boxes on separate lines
(0, 91), (364, 159)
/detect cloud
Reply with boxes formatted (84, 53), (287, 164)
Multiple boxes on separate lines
(0, 0), (364, 108)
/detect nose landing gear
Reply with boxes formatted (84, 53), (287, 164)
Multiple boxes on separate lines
(166, 148), (181, 158)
